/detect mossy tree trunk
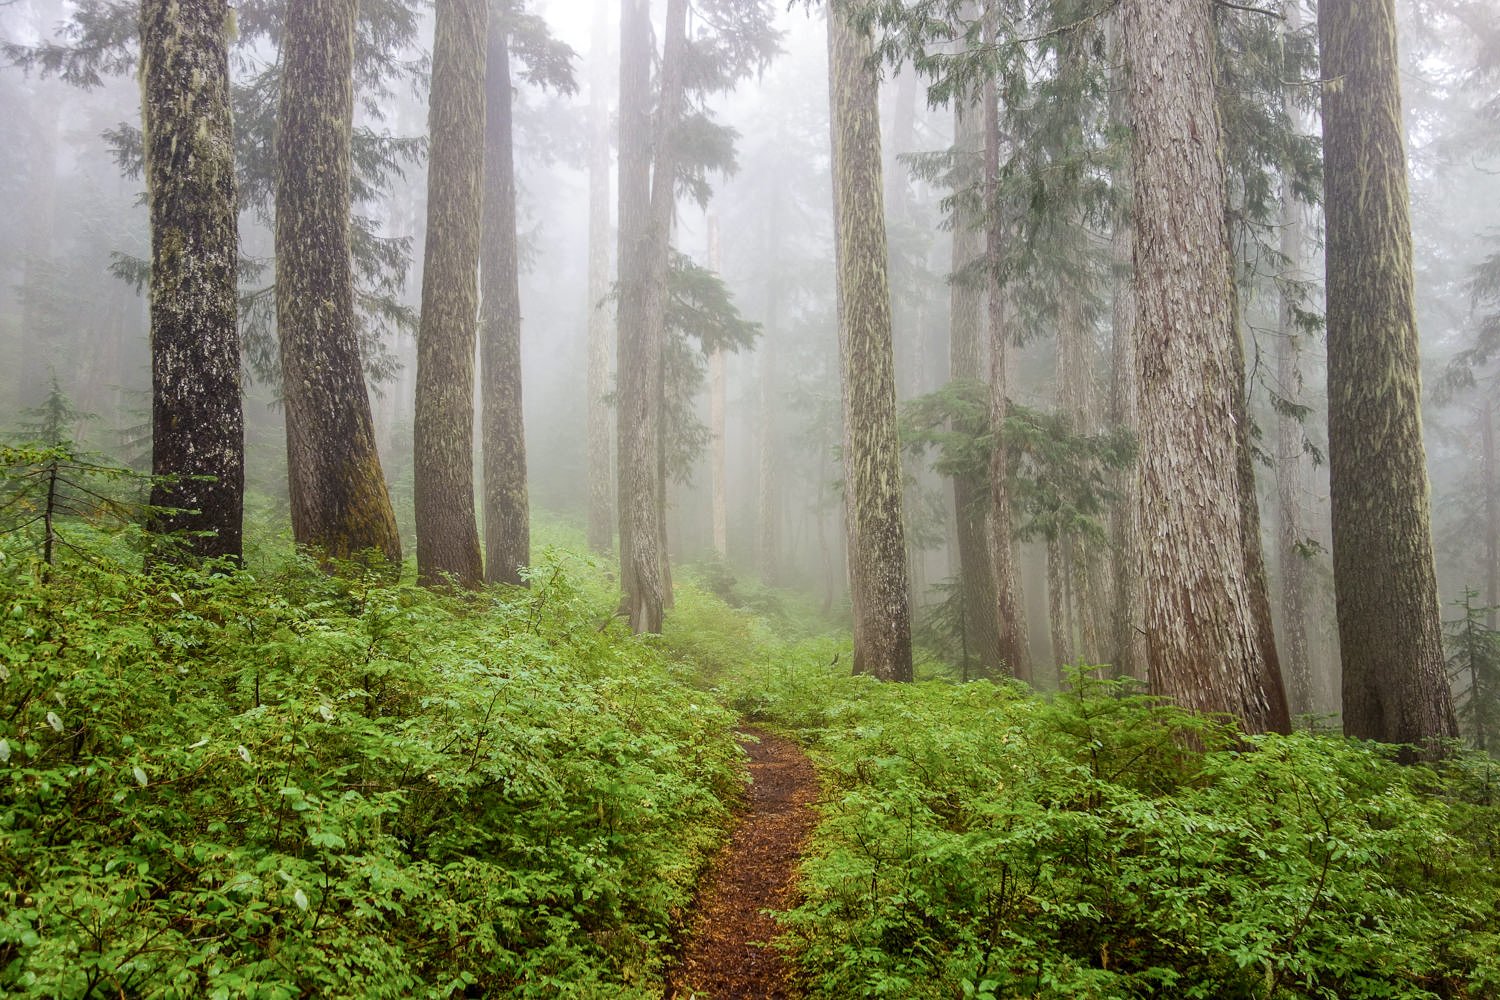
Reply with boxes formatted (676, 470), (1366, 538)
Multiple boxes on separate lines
(415, 0), (487, 589)
(1122, 0), (1287, 733)
(586, 0), (614, 557)
(141, 0), (244, 563)
(828, 0), (913, 682)
(949, 95), (1005, 679)
(276, 0), (402, 568)
(480, 11), (529, 586)
(1319, 0), (1457, 751)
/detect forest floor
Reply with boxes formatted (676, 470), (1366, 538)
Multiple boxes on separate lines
(665, 728), (819, 999)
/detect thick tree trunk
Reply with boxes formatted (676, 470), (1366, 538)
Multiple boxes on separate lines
(828, 1), (913, 682)
(586, 2), (615, 556)
(949, 97), (1005, 678)
(414, 0), (486, 588)
(141, 0), (244, 563)
(984, 65), (1032, 683)
(1122, 0), (1285, 732)
(276, 0), (401, 568)
(1320, 0), (1457, 752)
(1047, 535), (1069, 678)
(480, 19), (529, 585)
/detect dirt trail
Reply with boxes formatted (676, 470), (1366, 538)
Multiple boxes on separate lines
(665, 727), (819, 999)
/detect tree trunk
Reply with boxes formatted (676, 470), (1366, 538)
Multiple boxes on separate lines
(757, 187), (781, 584)
(586, 0), (614, 556)
(1275, 182), (1314, 716)
(415, 0), (487, 589)
(949, 96), (1005, 678)
(480, 16), (529, 585)
(1485, 397), (1498, 632)
(276, 0), (401, 568)
(141, 0), (244, 563)
(984, 59), (1032, 683)
(1047, 534), (1069, 679)
(616, 0), (686, 631)
(1106, 12), (1142, 682)
(708, 215), (729, 557)
(1122, 0), (1285, 732)
(1319, 0), (1457, 752)
(828, 1), (913, 682)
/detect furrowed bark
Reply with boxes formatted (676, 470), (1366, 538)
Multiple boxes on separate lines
(415, 0), (487, 589)
(828, 0), (913, 682)
(481, 15), (530, 586)
(1122, 0), (1284, 732)
(276, 0), (401, 569)
(141, 0), (244, 564)
(1319, 0), (1457, 751)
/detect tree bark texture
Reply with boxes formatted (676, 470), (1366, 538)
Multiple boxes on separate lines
(586, 1), (615, 556)
(1485, 398), (1498, 632)
(1122, 0), (1283, 732)
(415, 0), (487, 588)
(949, 97), (1005, 678)
(984, 66), (1033, 683)
(481, 18), (530, 586)
(1319, 0), (1457, 749)
(276, 0), (401, 568)
(141, 0), (244, 563)
(828, 1), (913, 682)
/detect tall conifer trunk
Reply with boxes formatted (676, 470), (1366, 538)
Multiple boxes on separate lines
(828, 0), (913, 682)
(415, 0), (487, 588)
(480, 15), (529, 585)
(949, 95), (1004, 678)
(1319, 0), (1457, 750)
(586, 1), (614, 556)
(276, 0), (401, 567)
(141, 0), (243, 563)
(1122, 0), (1286, 732)
(1106, 13), (1142, 681)
(983, 53), (1032, 682)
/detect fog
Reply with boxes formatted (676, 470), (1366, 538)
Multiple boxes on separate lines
(2, 0), (1498, 706)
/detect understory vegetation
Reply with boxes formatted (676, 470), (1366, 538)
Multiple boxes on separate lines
(0, 529), (741, 998)
(3, 521), (1498, 998)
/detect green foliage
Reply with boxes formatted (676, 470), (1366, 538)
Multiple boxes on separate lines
(0, 547), (741, 998)
(721, 662), (1500, 999)
(1447, 589), (1500, 755)
(901, 382), (1135, 542)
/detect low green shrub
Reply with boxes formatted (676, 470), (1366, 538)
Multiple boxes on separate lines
(727, 663), (1500, 999)
(0, 547), (741, 998)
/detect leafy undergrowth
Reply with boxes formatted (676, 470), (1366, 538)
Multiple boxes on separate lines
(714, 650), (1500, 1000)
(0, 543), (741, 998)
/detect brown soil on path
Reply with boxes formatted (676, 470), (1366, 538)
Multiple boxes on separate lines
(665, 727), (819, 1000)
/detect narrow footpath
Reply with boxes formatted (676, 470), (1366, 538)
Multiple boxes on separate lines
(665, 728), (819, 999)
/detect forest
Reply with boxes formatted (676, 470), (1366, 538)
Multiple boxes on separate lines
(1, 0), (1499, 996)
